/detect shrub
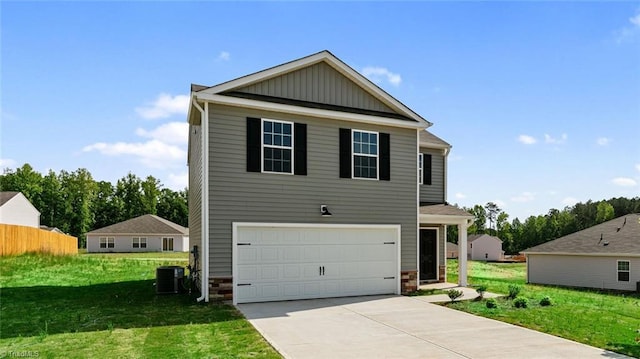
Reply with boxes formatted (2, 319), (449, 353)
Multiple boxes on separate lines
(486, 298), (498, 309)
(508, 284), (521, 299)
(447, 289), (464, 302)
(539, 296), (552, 306)
(514, 297), (528, 308)
(476, 285), (488, 299)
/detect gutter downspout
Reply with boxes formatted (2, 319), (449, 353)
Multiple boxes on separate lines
(192, 95), (209, 303)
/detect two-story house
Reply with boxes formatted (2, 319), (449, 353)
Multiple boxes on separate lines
(187, 51), (473, 304)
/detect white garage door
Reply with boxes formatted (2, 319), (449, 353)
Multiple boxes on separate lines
(233, 224), (400, 304)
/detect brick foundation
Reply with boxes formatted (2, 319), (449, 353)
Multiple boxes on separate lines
(401, 270), (418, 294)
(209, 276), (233, 300)
(439, 265), (446, 282)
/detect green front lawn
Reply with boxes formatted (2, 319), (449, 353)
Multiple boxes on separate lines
(446, 260), (640, 358)
(0, 253), (281, 359)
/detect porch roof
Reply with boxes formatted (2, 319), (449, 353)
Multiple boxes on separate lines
(420, 204), (474, 225)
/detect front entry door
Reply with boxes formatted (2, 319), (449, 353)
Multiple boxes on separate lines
(420, 229), (438, 281)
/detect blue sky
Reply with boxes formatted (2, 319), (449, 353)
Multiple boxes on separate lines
(2, 2), (639, 221)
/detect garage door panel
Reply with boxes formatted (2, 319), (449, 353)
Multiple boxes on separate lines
(235, 225), (399, 303)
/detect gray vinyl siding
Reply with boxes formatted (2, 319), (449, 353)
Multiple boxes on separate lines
(188, 124), (203, 286)
(419, 148), (445, 203)
(527, 254), (640, 291)
(207, 104), (418, 276)
(234, 62), (395, 113)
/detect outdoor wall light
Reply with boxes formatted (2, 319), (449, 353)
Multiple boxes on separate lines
(320, 205), (332, 217)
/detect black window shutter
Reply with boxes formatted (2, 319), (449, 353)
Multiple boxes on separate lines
(423, 154), (432, 185)
(246, 117), (261, 172)
(294, 123), (307, 175)
(379, 133), (390, 181)
(339, 128), (351, 178)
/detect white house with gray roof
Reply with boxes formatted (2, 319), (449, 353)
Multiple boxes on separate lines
(86, 214), (189, 253)
(0, 191), (40, 228)
(187, 50), (473, 304)
(523, 213), (640, 292)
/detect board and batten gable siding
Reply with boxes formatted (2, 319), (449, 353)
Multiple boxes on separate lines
(233, 62), (395, 114)
(207, 104), (418, 276)
(527, 254), (640, 291)
(419, 147), (445, 204)
(188, 124), (203, 278)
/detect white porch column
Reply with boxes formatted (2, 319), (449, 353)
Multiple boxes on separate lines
(458, 220), (468, 287)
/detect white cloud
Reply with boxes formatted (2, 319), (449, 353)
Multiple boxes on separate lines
(83, 139), (186, 169)
(615, 10), (640, 43)
(611, 177), (637, 187)
(544, 133), (567, 145)
(455, 192), (466, 199)
(362, 66), (402, 86)
(135, 122), (188, 145)
(596, 137), (611, 146)
(561, 197), (578, 206)
(217, 51), (230, 61)
(511, 192), (535, 203)
(167, 172), (188, 190)
(135, 93), (189, 120)
(635, 163), (640, 172)
(0, 158), (16, 168)
(517, 135), (537, 145)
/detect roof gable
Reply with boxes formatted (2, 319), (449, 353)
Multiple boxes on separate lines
(523, 214), (640, 255)
(86, 214), (188, 236)
(0, 192), (20, 207)
(468, 234), (502, 243)
(0, 191), (40, 214)
(193, 50), (430, 126)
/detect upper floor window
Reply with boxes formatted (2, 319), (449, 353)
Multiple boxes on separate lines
(262, 119), (293, 174)
(418, 153), (424, 184)
(617, 260), (630, 282)
(352, 130), (378, 179)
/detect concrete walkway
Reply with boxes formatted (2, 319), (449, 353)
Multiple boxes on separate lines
(238, 295), (629, 359)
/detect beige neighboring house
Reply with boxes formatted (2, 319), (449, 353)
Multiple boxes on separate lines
(446, 242), (459, 258)
(468, 234), (504, 261)
(523, 213), (640, 292)
(0, 192), (40, 228)
(86, 214), (189, 253)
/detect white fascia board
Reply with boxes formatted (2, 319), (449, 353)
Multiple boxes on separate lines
(523, 252), (640, 258)
(197, 51), (431, 126)
(233, 222), (402, 230)
(419, 142), (451, 150)
(195, 93), (429, 130)
(420, 214), (474, 226)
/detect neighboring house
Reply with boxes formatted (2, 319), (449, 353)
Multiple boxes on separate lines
(40, 225), (65, 234)
(446, 242), (459, 259)
(523, 214), (640, 292)
(0, 192), (40, 228)
(86, 214), (189, 253)
(187, 50), (473, 304)
(467, 234), (504, 261)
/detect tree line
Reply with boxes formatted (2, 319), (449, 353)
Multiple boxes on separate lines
(0, 164), (188, 247)
(448, 198), (640, 254)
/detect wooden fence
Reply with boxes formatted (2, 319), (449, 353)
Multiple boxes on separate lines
(0, 224), (78, 256)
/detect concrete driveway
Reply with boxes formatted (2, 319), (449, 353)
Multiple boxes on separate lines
(238, 295), (629, 359)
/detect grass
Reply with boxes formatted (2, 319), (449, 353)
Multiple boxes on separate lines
(445, 259), (640, 358)
(0, 253), (281, 359)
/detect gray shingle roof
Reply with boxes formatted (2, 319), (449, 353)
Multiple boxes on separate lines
(86, 214), (188, 236)
(523, 214), (640, 255)
(419, 130), (451, 149)
(420, 204), (473, 217)
(0, 192), (20, 206)
(468, 234), (503, 243)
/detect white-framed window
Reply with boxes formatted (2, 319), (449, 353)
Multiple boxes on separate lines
(262, 119), (293, 174)
(617, 260), (630, 282)
(100, 237), (114, 249)
(418, 153), (423, 184)
(352, 129), (378, 179)
(132, 237), (147, 249)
